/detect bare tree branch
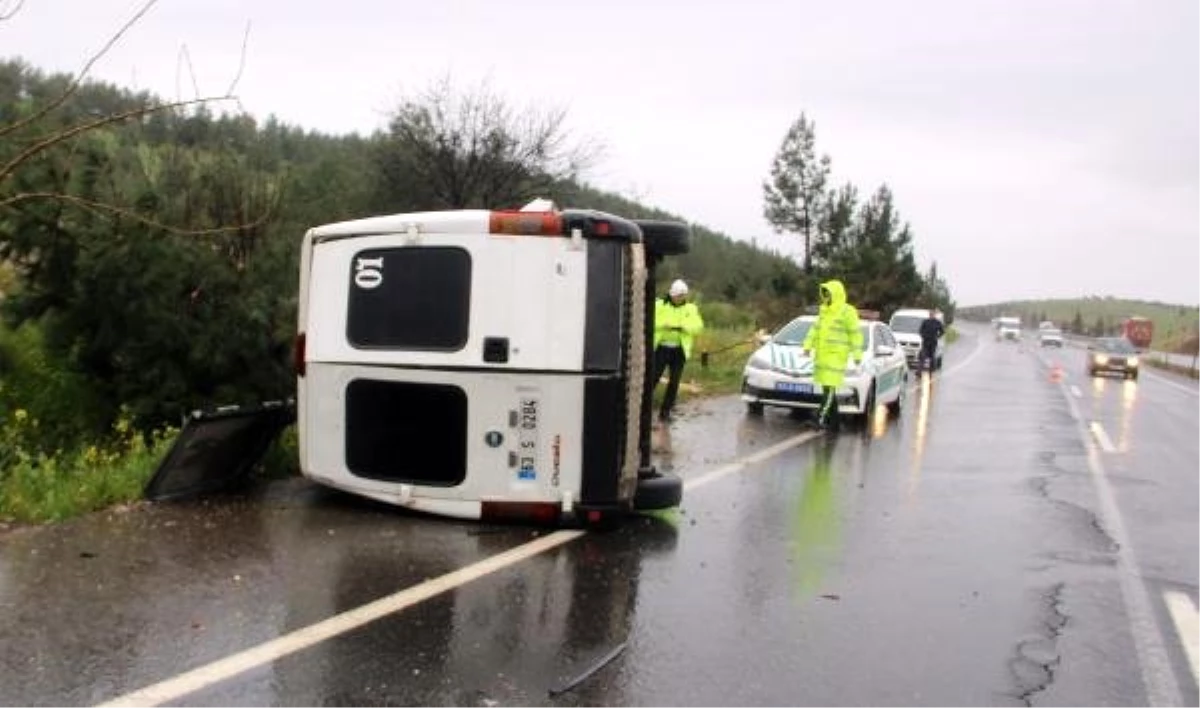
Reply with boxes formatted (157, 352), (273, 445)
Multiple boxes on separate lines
(0, 191), (275, 236)
(0, 0), (161, 140)
(0, 0), (26, 21)
(225, 21), (252, 98)
(177, 44), (201, 100)
(380, 77), (601, 210)
(0, 95), (236, 184)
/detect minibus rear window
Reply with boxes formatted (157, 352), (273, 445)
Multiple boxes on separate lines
(346, 247), (470, 349)
(345, 379), (467, 485)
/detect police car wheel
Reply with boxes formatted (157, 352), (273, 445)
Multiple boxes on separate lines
(634, 472), (683, 510)
(858, 384), (877, 429)
(636, 220), (691, 257)
(887, 377), (905, 417)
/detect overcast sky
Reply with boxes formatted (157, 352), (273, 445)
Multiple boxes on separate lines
(4, 0), (1197, 306)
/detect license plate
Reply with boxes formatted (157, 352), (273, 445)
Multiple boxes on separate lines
(775, 381), (813, 394)
(517, 397), (538, 480)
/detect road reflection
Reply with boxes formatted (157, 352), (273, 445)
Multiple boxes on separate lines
(1089, 375), (1140, 452)
(265, 493), (676, 706)
(788, 439), (840, 597)
(907, 372), (935, 500)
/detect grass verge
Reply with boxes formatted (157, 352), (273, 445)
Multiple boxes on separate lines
(0, 411), (177, 526)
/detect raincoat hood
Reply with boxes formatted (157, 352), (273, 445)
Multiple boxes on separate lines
(819, 279), (847, 311)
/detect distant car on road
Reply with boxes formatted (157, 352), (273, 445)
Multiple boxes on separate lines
(1038, 328), (1064, 347)
(996, 316), (1022, 342)
(741, 314), (908, 425)
(1087, 337), (1140, 380)
(888, 307), (944, 370)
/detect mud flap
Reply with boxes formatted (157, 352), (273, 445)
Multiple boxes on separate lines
(143, 399), (296, 501)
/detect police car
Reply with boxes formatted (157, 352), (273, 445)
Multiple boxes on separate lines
(741, 313), (909, 424)
(292, 200), (690, 526)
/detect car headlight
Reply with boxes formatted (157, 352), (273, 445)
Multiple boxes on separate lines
(746, 353), (771, 370)
(1093, 354), (1109, 364)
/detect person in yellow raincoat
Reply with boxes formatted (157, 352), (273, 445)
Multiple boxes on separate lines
(653, 279), (704, 422)
(801, 279), (863, 431)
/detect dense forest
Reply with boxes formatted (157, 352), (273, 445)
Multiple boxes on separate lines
(0, 58), (953, 457)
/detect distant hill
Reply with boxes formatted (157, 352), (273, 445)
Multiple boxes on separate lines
(958, 297), (1199, 352)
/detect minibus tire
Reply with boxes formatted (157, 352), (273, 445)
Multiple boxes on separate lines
(636, 220), (691, 257)
(634, 472), (683, 510)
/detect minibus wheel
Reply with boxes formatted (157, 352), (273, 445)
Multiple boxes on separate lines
(635, 220), (691, 257)
(634, 472), (683, 510)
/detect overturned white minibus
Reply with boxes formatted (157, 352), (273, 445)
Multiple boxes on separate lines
(292, 202), (689, 526)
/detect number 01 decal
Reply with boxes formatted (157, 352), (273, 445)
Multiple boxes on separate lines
(354, 256), (384, 289)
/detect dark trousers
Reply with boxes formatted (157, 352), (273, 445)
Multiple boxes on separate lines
(817, 386), (840, 429)
(919, 338), (938, 369)
(653, 345), (686, 419)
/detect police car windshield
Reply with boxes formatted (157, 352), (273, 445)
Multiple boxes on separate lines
(773, 319), (812, 346)
(773, 318), (870, 350)
(889, 315), (923, 334)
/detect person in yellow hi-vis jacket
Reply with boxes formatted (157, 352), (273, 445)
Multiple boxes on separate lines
(801, 279), (863, 431)
(653, 279), (705, 422)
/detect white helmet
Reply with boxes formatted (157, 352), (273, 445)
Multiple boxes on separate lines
(669, 279), (689, 297)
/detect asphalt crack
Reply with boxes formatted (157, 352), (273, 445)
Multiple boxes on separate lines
(1007, 583), (1069, 706)
(1028, 474), (1120, 557)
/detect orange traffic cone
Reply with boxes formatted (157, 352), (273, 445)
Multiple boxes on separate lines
(1048, 361), (1063, 383)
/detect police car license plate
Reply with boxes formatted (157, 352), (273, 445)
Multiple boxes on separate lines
(518, 397), (538, 480)
(775, 381), (812, 394)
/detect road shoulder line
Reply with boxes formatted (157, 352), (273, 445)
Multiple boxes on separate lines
(1059, 380), (1184, 706)
(1089, 421), (1117, 453)
(1164, 591), (1200, 684)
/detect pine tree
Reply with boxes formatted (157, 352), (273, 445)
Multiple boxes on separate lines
(762, 113), (831, 272)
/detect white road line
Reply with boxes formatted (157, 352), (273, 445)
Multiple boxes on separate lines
(1090, 421), (1117, 453)
(1165, 591), (1200, 684)
(98, 430), (819, 707)
(938, 334), (986, 381)
(1061, 385), (1184, 706)
(1070, 385), (1082, 398)
(686, 431), (821, 491)
(98, 530), (585, 707)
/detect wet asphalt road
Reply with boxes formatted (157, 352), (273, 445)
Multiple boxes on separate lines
(1, 324), (1197, 706)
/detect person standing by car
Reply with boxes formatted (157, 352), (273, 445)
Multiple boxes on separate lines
(653, 279), (704, 422)
(918, 309), (945, 371)
(801, 279), (863, 431)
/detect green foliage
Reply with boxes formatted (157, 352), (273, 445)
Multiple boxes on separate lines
(813, 185), (925, 318)
(0, 408), (176, 524)
(689, 325), (761, 395)
(0, 320), (105, 454)
(1, 61), (296, 432)
(696, 301), (755, 331)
